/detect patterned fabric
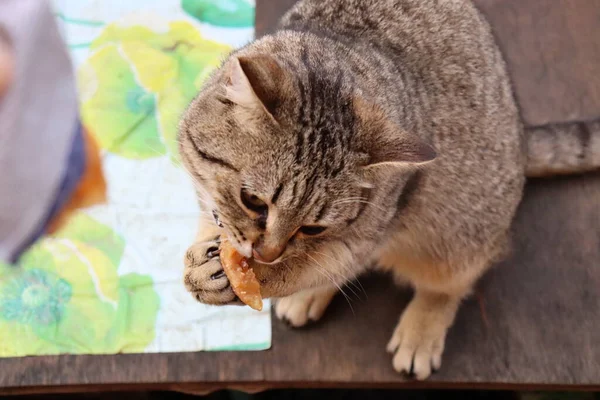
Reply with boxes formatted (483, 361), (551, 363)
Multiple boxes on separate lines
(0, 0), (271, 357)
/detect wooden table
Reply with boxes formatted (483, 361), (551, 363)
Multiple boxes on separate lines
(1, 0), (599, 395)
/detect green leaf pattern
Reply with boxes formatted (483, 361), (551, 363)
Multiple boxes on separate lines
(80, 21), (231, 159)
(0, 0), (268, 357)
(0, 214), (160, 356)
(182, 0), (255, 28)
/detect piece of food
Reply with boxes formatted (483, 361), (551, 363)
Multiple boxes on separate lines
(220, 240), (263, 311)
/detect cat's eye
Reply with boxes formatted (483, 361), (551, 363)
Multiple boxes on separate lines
(298, 225), (327, 236)
(240, 188), (267, 214)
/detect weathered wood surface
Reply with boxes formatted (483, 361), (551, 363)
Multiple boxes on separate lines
(1, 0), (599, 394)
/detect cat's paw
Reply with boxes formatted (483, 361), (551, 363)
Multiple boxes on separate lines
(386, 302), (448, 380)
(275, 286), (337, 327)
(183, 236), (240, 306)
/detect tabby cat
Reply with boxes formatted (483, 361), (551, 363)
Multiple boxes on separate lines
(178, 0), (600, 380)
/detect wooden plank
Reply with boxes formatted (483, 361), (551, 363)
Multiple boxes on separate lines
(1, 171), (599, 391)
(475, 0), (600, 126)
(256, 0), (600, 127)
(2, 0), (600, 393)
(255, 0), (295, 36)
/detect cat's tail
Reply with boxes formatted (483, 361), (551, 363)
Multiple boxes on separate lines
(524, 119), (600, 177)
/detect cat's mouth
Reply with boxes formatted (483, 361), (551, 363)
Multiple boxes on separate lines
(211, 209), (253, 257)
(211, 210), (288, 264)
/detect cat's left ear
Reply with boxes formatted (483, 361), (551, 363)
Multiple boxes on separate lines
(354, 98), (437, 172)
(224, 54), (288, 119)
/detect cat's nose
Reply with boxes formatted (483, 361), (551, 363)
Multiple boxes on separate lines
(252, 244), (284, 264)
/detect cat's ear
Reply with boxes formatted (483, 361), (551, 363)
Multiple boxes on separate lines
(355, 98), (436, 172)
(224, 55), (287, 118)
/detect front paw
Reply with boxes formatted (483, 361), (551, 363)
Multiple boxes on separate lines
(183, 236), (239, 306)
(275, 286), (337, 327)
(386, 298), (452, 380)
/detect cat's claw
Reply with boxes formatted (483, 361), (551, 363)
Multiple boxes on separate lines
(184, 237), (239, 306)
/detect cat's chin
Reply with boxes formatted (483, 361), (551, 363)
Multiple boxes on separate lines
(253, 256), (284, 266)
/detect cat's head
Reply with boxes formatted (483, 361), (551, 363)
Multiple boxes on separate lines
(179, 51), (435, 297)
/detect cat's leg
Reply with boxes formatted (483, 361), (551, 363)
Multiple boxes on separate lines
(274, 285), (338, 327)
(386, 286), (466, 380)
(183, 218), (238, 305)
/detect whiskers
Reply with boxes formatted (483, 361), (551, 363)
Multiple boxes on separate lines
(311, 250), (367, 301)
(303, 252), (363, 316)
